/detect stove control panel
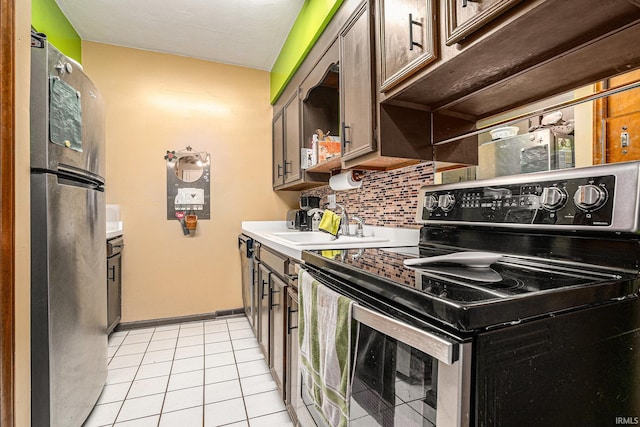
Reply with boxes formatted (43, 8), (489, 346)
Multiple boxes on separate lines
(416, 162), (640, 233)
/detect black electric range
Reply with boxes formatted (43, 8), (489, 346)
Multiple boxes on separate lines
(298, 162), (640, 426)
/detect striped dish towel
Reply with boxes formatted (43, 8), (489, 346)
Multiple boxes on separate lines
(298, 269), (355, 427)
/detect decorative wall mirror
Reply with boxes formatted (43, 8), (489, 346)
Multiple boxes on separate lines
(175, 155), (205, 182)
(166, 146), (211, 222)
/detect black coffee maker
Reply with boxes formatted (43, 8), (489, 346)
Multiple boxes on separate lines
(292, 196), (320, 231)
(299, 196), (320, 211)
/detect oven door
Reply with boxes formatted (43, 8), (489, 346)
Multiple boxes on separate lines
(298, 267), (472, 427)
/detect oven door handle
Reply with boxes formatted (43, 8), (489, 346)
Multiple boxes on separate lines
(352, 304), (458, 365)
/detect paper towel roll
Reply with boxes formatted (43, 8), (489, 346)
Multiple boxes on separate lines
(329, 170), (363, 191)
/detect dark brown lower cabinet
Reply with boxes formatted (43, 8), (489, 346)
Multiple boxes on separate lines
(269, 274), (287, 397)
(285, 287), (300, 424)
(107, 236), (124, 335)
(252, 245), (299, 417)
(257, 263), (271, 364)
(106, 255), (121, 334)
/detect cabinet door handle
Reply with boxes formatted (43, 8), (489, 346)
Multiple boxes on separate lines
(284, 160), (292, 175)
(261, 279), (269, 298)
(277, 164), (283, 178)
(342, 122), (351, 149)
(409, 14), (423, 51)
(270, 287), (281, 307)
(108, 265), (116, 282)
(287, 307), (298, 333)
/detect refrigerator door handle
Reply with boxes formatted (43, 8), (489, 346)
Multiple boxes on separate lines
(57, 163), (105, 186)
(56, 171), (105, 191)
(32, 166), (105, 191)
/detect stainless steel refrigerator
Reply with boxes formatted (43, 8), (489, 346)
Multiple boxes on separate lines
(30, 39), (107, 427)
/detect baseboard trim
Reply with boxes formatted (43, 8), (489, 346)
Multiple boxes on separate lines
(114, 308), (246, 332)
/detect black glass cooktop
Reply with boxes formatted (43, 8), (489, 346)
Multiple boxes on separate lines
(302, 245), (639, 331)
(310, 246), (621, 298)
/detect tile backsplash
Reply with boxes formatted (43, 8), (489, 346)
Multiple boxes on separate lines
(301, 162), (434, 228)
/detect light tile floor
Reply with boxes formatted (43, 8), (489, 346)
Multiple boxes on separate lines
(83, 316), (294, 427)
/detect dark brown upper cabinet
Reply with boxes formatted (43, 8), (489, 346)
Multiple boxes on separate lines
(340, 1), (377, 163)
(272, 92), (301, 187)
(271, 0), (437, 179)
(283, 93), (302, 185)
(272, 46), (337, 190)
(273, 0), (640, 178)
(445, 0), (522, 45)
(272, 110), (285, 188)
(386, 0), (640, 123)
(273, 91), (322, 190)
(378, 0), (437, 91)
(300, 41), (341, 173)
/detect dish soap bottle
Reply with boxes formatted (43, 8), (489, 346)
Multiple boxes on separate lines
(312, 212), (321, 232)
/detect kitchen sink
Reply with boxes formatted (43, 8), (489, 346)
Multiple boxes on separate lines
(270, 231), (388, 246)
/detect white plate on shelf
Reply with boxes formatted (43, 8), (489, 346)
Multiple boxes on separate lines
(489, 126), (519, 139)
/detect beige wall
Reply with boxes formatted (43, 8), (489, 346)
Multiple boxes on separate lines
(573, 85), (595, 167)
(15, 0), (32, 424)
(82, 42), (297, 322)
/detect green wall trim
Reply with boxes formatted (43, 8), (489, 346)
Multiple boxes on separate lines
(32, 0), (82, 62)
(270, 0), (344, 105)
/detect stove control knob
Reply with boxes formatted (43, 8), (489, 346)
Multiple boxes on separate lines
(540, 187), (567, 211)
(573, 185), (607, 211)
(424, 194), (438, 211)
(438, 194), (456, 212)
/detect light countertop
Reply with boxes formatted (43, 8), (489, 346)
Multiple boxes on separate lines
(106, 204), (123, 239)
(241, 221), (419, 260)
(107, 221), (123, 240)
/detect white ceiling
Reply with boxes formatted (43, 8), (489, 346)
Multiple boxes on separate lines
(55, 0), (305, 70)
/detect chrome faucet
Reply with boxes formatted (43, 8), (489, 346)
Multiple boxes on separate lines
(334, 203), (350, 236)
(352, 215), (365, 237)
(335, 205), (366, 237)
